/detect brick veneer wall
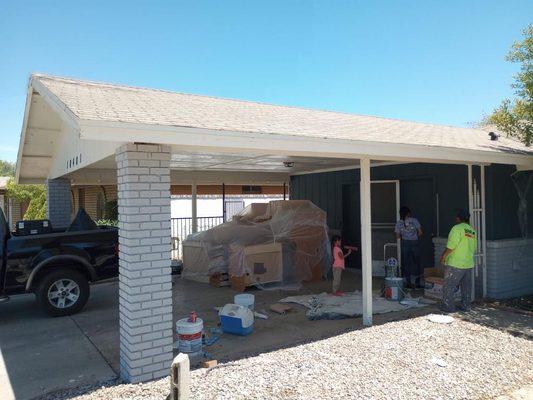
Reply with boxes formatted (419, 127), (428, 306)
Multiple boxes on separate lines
(46, 178), (72, 229)
(433, 237), (533, 299)
(116, 143), (173, 383)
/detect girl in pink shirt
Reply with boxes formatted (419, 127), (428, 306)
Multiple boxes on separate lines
(331, 235), (356, 296)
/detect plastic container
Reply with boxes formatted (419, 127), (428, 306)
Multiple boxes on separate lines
(219, 303), (254, 336)
(176, 315), (204, 358)
(384, 277), (404, 301)
(234, 293), (255, 310)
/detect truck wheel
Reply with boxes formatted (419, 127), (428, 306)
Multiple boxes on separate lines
(35, 269), (90, 316)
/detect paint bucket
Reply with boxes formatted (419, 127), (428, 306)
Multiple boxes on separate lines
(234, 293), (255, 311)
(384, 277), (404, 301)
(385, 264), (398, 278)
(175, 313), (204, 358)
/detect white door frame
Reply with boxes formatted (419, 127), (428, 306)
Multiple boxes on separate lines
(371, 180), (401, 265)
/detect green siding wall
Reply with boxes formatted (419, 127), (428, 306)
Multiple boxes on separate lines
(290, 163), (533, 241)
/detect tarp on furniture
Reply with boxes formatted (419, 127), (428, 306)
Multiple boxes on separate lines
(181, 200), (330, 290)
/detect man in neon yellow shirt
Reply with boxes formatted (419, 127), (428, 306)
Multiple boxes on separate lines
(439, 209), (477, 312)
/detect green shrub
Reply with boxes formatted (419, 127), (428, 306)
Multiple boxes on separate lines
(6, 178), (46, 220)
(96, 219), (118, 227)
(104, 199), (118, 220)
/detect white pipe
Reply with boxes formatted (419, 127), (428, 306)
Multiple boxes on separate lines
(191, 183), (198, 233)
(481, 165), (487, 297)
(360, 158), (373, 326)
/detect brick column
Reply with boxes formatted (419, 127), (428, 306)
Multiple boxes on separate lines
(116, 143), (173, 383)
(45, 178), (72, 228)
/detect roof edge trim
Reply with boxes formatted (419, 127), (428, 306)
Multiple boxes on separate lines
(78, 119), (533, 168)
(30, 76), (80, 130)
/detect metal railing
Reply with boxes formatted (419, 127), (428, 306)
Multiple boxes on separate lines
(171, 216), (224, 260)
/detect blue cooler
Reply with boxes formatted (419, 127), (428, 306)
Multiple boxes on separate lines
(219, 304), (254, 336)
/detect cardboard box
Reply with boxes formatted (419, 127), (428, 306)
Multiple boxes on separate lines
(424, 267), (444, 278)
(209, 273), (230, 288)
(182, 240), (211, 283)
(424, 276), (461, 300)
(229, 243), (284, 291)
(243, 243), (283, 285)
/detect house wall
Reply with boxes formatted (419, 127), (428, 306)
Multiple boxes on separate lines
(71, 185), (118, 221)
(8, 199), (23, 230)
(290, 163), (533, 298)
(290, 163), (474, 237)
(291, 163), (532, 239)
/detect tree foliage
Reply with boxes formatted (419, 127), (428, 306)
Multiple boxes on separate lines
(0, 160), (15, 176)
(6, 178), (47, 220)
(487, 25), (533, 146)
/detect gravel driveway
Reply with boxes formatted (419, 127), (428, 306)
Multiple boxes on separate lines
(43, 313), (533, 400)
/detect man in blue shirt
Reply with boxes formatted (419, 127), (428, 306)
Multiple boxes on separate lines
(395, 206), (423, 288)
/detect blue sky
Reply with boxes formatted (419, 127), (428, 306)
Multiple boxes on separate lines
(0, 1), (531, 162)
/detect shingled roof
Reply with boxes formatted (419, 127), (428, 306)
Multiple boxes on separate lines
(32, 74), (532, 157)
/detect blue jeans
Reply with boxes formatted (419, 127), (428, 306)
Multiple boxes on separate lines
(401, 240), (421, 285)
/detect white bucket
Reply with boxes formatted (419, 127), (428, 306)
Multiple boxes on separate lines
(384, 277), (404, 301)
(176, 317), (203, 358)
(234, 293), (255, 310)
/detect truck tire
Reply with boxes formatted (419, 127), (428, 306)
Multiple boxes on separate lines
(35, 269), (90, 316)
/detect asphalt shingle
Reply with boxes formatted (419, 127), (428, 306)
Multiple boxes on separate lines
(34, 74), (532, 155)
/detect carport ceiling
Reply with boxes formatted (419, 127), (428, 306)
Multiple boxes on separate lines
(88, 151), (359, 174)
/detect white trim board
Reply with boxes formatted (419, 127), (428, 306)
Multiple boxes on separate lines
(78, 120), (533, 168)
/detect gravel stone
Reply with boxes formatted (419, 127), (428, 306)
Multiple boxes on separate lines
(40, 314), (533, 400)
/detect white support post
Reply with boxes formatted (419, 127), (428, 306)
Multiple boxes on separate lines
(360, 158), (373, 326)
(467, 165), (475, 298)
(191, 183), (198, 233)
(480, 165), (487, 297)
(395, 180), (401, 268)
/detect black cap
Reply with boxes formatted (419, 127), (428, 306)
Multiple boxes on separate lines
(456, 209), (470, 221)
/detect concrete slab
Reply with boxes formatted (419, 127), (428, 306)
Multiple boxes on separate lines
(0, 292), (117, 400)
(72, 270), (438, 373)
(2, 270), (530, 398)
(0, 270), (445, 398)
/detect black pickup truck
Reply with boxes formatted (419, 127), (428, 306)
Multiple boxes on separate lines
(0, 208), (118, 316)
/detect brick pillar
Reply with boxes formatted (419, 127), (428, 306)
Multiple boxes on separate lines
(45, 178), (72, 228)
(116, 143), (173, 383)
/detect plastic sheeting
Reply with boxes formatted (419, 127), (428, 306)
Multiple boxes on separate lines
(181, 200), (331, 289)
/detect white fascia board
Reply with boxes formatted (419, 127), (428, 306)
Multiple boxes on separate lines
(14, 82), (33, 184)
(78, 119), (533, 168)
(290, 161), (411, 176)
(30, 77), (80, 130)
